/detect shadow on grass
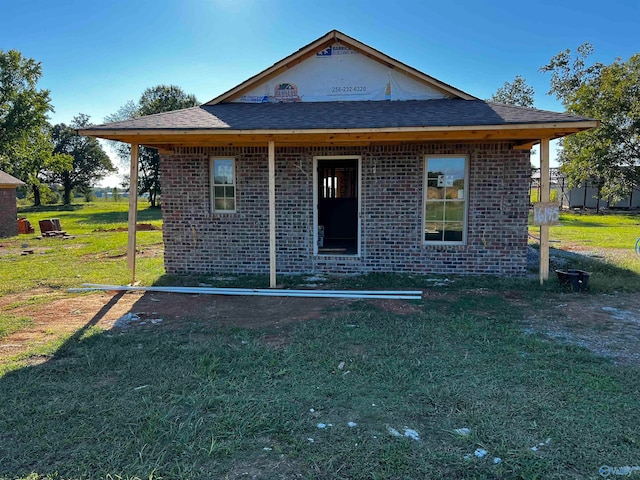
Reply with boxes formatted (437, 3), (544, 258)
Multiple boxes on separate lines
(558, 219), (616, 228)
(18, 204), (84, 213)
(75, 207), (163, 225)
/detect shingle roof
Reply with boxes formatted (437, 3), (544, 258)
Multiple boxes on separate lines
(0, 170), (25, 186)
(86, 99), (592, 132)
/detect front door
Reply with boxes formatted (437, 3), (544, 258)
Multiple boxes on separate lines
(315, 158), (359, 255)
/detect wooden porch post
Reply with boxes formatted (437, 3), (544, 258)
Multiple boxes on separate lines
(127, 144), (139, 285)
(539, 138), (550, 284)
(268, 141), (276, 288)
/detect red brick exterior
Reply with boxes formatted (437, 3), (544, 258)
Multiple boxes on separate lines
(0, 187), (19, 238)
(160, 142), (530, 276)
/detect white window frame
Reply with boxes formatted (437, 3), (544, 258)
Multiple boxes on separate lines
(422, 155), (469, 245)
(210, 157), (237, 214)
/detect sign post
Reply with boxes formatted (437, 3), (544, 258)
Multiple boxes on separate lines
(538, 138), (552, 285)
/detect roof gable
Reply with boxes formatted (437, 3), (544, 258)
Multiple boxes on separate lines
(206, 30), (476, 105)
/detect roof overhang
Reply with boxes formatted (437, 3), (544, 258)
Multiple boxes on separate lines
(80, 120), (599, 152)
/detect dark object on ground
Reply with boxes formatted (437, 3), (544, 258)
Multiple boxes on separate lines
(556, 269), (591, 292)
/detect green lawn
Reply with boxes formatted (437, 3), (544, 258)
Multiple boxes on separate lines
(1, 200), (164, 296)
(547, 211), (640, 250)
(1, 293), (639, 479)
(0, 203), (639, 479)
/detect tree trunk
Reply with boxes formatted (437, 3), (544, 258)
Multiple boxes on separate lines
(63, 174), (72, 205)
(32, 184), (41, 207)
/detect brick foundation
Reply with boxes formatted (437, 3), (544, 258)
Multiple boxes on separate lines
(160, 142), (530, 277)
(0, 187), (19, 238)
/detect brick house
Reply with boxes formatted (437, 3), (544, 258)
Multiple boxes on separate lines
(0, 170), (25, 238)
(81, 30), (596, 285)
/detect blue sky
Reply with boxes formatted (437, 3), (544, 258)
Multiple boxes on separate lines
(1, 0), (638, 183)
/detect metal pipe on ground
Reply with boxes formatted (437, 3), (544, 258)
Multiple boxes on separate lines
(70, 284), (423, 300)
(81, 283), (423, 296)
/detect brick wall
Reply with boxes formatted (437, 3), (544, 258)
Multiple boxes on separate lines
(0, 188), (18, 238)
(160, 142), (530, 277)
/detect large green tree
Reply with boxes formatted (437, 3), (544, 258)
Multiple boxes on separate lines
(106, 85), (199, 207)
(51, 114), (115, 204)
(0, 49), (54, 200)
(488, 75), (535, 108)
(541, 44), (640, 203)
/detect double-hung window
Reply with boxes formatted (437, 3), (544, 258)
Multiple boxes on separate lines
(423, 155), (468, 244)
(210, 158), (236, 213)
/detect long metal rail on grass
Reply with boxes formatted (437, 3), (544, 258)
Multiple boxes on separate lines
(69, 284), (423, 300)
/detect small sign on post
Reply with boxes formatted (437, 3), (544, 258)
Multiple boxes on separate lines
(533, 202), (560, 226)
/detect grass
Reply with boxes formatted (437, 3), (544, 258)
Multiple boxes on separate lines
(0, 200), (164, 296)
(0, 203), (640, 478)
(0, 314), (31, 338)
(0, 294), (638, 479)
(546, 211), (640, 250)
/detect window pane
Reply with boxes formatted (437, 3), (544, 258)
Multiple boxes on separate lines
(443, 222), (463, 242)
(427, 186), (444, 200)
(225, 186), (235, 198)
(214, 198), (226, 210)
(425, 203), (443, 221)
(223, 198), (235, 211)
(214, 159), (234, 184)
(425, 226), (443, 242)
(444, 202), (465, 222)
(429, 157), (465, 180)
(214, 186), (224, 198)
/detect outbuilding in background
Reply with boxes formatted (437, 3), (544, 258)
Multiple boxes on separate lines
(0, 170), (25, 238)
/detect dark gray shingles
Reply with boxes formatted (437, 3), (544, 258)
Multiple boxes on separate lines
(87, 100), (593, 132)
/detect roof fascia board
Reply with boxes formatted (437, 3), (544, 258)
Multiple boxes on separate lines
(79, 120), (599, 138)
(206, 30), (476, 105)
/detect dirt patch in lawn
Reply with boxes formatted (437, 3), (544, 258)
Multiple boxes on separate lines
(2, 287), (640, 366)
(522, 292), (640, 365)
(0, 290), (352, 363)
